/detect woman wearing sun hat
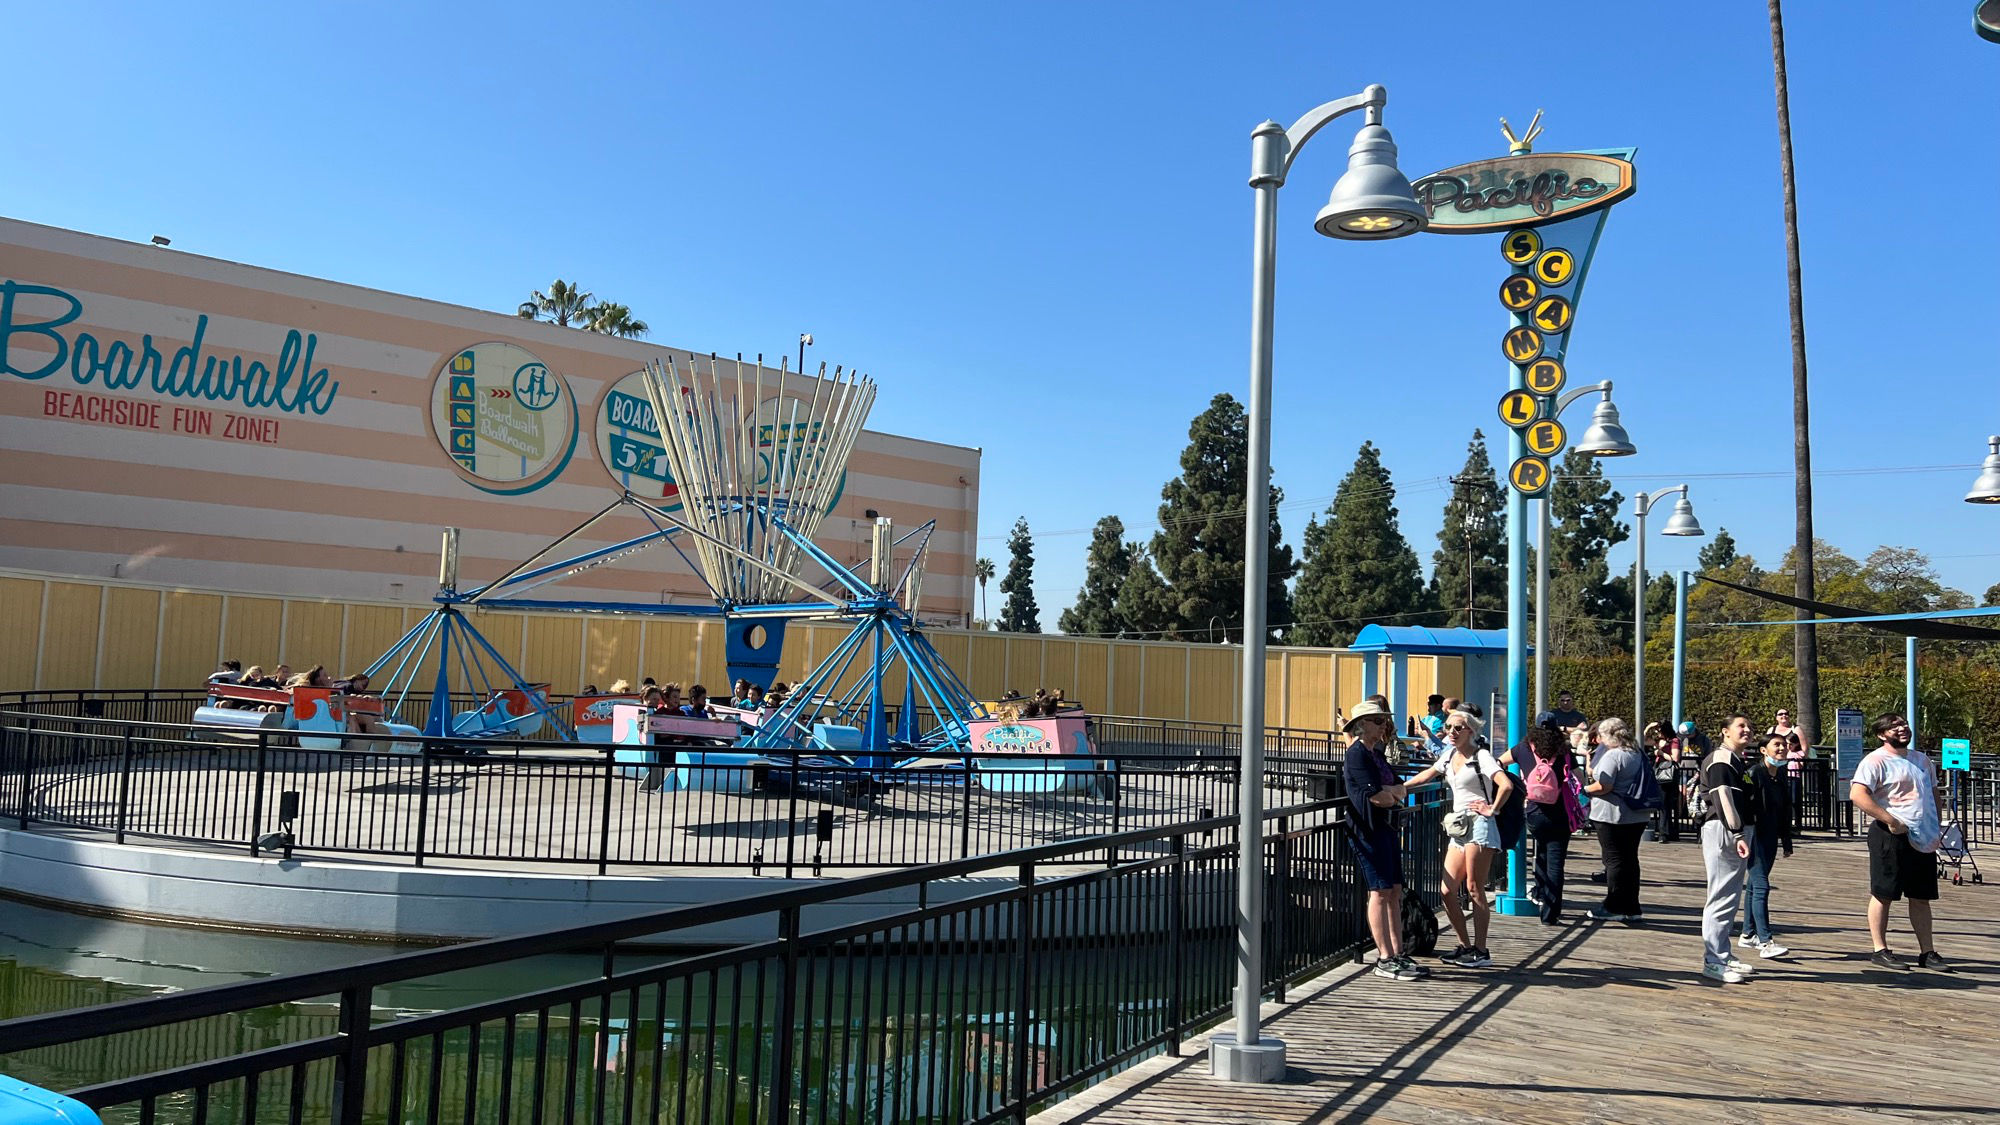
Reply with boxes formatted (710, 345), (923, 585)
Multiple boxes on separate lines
(1342, 699), (1429, 981)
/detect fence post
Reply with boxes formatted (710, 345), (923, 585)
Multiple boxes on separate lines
(248, 730), (269, 856)
(1270, 815), (1289, 1003)
(331, 984), (372, 1125)
(960, 758), (975, 860)
(785, 756), (802, 879)
(413, 748), (431, 867)
(1167, 834), (1187, 1053)
(1011, 860), (1036, 1123)
(597, 749), (615, 875)
(115, 725), (135, 845)
(18, 717), (35, 828)
(770, 905), (801, 1121)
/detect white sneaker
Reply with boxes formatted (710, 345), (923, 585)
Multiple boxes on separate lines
(1757, 941), (1790, 959)
(1738, 933), (1759, 947)
(1702, 962), (1746, 984)
(1726, 957), (1757, 974)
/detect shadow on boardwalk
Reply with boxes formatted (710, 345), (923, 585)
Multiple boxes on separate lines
(1035, 835), (2000, 1124)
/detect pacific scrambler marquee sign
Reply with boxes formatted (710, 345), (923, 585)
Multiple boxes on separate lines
(1410, 152), (1635, 234)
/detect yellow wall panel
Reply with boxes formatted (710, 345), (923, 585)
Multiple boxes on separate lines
(1285, 652), (1335, 731)
(584, 618), (643, 689)
(1335, 653), (1367, 720)
(1403, 655), (1434, 722)
(220, 597), (283, 672)
(1141, 645), (1187, 720)
(99, 587), (160, 689)
(639, 620), (702, 688)
(343, 605), (408, 681)
(1436, 655), (1465, 703)
(1110, 643), (1143, 716)
(1039, 640), (1077, 698)
(281, 601), (343, 672)
(1070, 641), (1109, 713)
(0, 579), (44, 692)
(695, 621), (729, 695)
(1189, 648), (1237, 725)
(965, 634), (1007, 701)
(1005, 637), (1042, 696)
(158, 592), (223, 689)
(521, 616), (583, 692)
(39, 582), (101, 690)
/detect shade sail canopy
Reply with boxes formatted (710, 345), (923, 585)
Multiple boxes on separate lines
(1701, 576), (2000, 642)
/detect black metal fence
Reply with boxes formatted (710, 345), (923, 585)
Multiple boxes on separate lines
(0, 785), (1451, 1125)
(0, 692), (1347, 875)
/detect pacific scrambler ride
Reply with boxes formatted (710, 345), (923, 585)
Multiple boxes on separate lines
(252, 355), (1107, 794)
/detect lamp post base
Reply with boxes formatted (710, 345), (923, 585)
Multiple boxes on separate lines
(1209, 1034), (1288, 1083)
(1495, 892), (1537, 918)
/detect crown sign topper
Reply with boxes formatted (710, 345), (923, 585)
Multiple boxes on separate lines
(1499, 110), (1545, 155)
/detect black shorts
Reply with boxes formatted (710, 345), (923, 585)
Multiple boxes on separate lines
(1868, 821), (1939, 902)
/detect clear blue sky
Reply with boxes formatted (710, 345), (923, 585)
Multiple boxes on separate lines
(11, 3), (1997, 626)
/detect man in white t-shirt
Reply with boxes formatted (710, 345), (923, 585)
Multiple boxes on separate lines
(1849, 713), (1949, 973)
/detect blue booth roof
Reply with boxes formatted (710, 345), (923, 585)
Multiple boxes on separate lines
(1347, 625), (1518, 655)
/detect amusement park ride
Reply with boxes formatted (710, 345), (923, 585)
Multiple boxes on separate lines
(197, 356), (1105, 793)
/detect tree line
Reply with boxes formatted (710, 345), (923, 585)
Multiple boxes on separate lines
(979, 393), (1990, 674)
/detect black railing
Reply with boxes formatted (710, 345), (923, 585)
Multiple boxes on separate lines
(0, 694), (1345, 874)
(0, 784), (1451, 1125)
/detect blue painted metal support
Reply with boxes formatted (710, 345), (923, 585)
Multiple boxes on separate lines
(1500, 286), (1533, 919)
(725, 617), (788, 689)
(1907, 635), (1919, 744)
(428, 610), (454, 737)
(1672, 570), (1690, 732)
(863, 618), (890, 765)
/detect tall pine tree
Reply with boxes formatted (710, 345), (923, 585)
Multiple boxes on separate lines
(1543, 448), (1630, 655)
(1430, 431), (1507, 629)
(1115, 546), (1174, 638)
(1150, 394), (1296, 642)
(1698, 528), (1739, 572)
(1058, 516), (1131, 636)
(997, 517), (1041, 633)
(1290, 442), (1427, 647)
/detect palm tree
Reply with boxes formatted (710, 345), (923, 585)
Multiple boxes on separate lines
(582, 302), (649, 338)
(975, 557), (995, 628)
(517, 280), (594, 328)
(1768, 0), (1821, 746)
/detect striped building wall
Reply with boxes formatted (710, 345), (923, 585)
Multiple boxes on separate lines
(0, 569), (1463, 730)
(0, 217), (979, 620)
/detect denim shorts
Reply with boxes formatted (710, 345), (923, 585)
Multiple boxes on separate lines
(1452, 813), (1501, 850)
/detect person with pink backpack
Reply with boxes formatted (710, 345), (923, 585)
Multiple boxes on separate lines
(1520, 721), (1587, 925)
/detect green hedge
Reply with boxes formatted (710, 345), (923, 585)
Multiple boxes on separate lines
(1546, 657), (1994, 744)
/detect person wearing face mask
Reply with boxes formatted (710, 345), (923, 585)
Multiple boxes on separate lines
(1735, 733), (1795, 959)
(1697, 714), (1760, 984)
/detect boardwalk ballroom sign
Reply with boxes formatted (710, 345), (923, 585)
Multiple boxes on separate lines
(1410, 152), (1636, 233)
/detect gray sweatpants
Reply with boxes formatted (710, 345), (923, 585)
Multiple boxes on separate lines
(1701, 820), (1749, 965)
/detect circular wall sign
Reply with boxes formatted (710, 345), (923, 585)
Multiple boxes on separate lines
(1524, 358), (1567, 396)
(1497, 389), (1540, 430)
(1525, 417), (1567, 457)
(595, 370), (681, 506)
(1499, 275), (1540, 313)
(1501, 326), (1545, 364)
(1532, 294), (1574, 334)
(429, 341), (578, 495)
(1533, 248), (1576, 286)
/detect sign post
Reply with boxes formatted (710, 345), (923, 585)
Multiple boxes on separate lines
(1416, 127), (1636, 917)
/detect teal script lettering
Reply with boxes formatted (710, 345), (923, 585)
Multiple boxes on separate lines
(0, 281), (340, 416)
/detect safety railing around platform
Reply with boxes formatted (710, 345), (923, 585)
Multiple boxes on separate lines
(0, 782), (1450, 1125)
(0, 693), (1347, 875)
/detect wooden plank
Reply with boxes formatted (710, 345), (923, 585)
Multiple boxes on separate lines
(1035, 835), (2000, 1123)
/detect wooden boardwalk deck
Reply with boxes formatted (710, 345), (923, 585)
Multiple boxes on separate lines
(1035, 834), (2000, 1124)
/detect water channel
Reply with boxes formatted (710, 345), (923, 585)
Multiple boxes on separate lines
(0, 896), (1212, 1124)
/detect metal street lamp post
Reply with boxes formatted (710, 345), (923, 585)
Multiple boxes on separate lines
(1532, 383), (1636, 717)
(1632, 485), (1703, 737)
(1217, 84), (1425, 1084)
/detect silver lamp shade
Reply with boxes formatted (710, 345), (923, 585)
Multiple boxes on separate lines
(1661, 496), (1704, 537)
(1315, 124), (1427, 241)
(1575, 398), (1637, 457)
(1966, 436), (2000, 503)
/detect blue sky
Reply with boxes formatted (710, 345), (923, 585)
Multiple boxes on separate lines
(10, 2), (1997, 625)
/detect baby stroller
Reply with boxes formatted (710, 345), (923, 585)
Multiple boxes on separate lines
(1936, 822), (1983, 886)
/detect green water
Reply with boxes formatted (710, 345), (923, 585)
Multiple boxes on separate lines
(0, 899), (1206, 1124)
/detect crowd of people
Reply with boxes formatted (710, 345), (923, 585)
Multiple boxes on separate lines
(587, 677), (791, 717)
(206, 659), (375, 708)
(1344, 691), (1953, 985)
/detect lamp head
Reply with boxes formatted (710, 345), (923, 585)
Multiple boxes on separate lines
(1661, 495), (1704, 537)
(1575, 397), (1637, 457)
(1966, 435), (2000, 504)
(1315, 124), (1427, 241)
